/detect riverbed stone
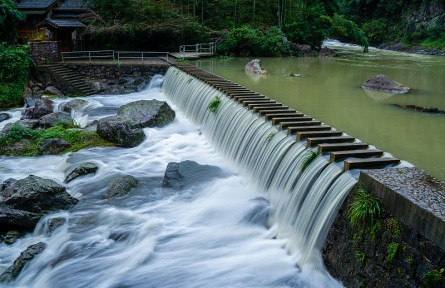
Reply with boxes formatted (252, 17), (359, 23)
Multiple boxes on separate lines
(0, 242), (47, 283)
(117, 100), (176, 128)
(96, 115), (146, 148)
(0, 175), (78, 214)
(162, 160), (224, 190)
(38, 112), (72, 128)
(1, 120), (40, 134)
(59, 99), (88, 113)
(38, 138), (72, 155)
(0, 113), (10, 122)
(0, 203), (42, 231)
(43, 86), (64, 97)
(107, 175), (139, 198)
(362, 74), (410, 94)
(64, 162), (99, 183)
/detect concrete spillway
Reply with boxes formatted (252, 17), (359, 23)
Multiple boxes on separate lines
(171, 62), (400, 171)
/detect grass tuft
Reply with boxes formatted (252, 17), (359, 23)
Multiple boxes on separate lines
(348, 186), (381, 227)
(208, 96), (221, 113)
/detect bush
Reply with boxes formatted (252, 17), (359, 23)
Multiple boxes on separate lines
(361, 19), (388, 44)
(0, 43), (32, 108)
(218, 25), (288, 57)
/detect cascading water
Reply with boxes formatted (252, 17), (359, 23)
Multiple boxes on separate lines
(163, 67), (357, 267)
(0, 68), (356, 288)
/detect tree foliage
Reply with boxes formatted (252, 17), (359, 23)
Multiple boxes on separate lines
(0, 0), (26, 43)
(0, 43), (33, 108)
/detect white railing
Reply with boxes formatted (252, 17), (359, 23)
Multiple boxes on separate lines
(61, 50), (115, 62)
(61, 50), (169, 63)
(178, 42), (216, 58)
(116, 51), (169, 63)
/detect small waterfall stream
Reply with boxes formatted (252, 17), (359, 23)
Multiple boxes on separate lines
(163, 66), (357, 267)
(0, 68), (357, 288)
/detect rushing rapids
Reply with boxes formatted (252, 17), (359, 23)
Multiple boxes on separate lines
(0, 69), (356, 288)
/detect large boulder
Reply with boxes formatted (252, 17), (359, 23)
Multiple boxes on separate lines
(96, 115), (146, 148)
(362, 74), (410, 94)
(290, 43), (313, 57)
(64, 162), (99, 183)
(244, 59), (268, 75)
(0, 175), (78, 214)
(319, 47), (337, 57)
(162, 160), (224, 190)
(58, 99), (88, 113)
(38, 112), (72, 128)
(117, 100), (175, 128)
(0, 242), (47, 283)
(0, 113), (10, 123)
(38, 138), (72, 155)
(107, 175), (139, 199)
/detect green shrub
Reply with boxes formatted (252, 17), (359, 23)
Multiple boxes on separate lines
(386, 242), (399, 262)
(208, 96), (221, 113)
(361, 19), (388, 44)
(423, 268), (445, 288)
(348, 186), (381, 226)
(0, 43), (33, 108)
(301, 150), (319, 171)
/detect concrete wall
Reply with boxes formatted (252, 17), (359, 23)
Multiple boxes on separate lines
(323, 167), (445, 287)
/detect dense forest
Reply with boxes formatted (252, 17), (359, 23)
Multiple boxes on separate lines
(82, 0), (445, 54)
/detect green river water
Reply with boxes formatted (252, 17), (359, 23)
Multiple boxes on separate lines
(194, 41), (445, 181)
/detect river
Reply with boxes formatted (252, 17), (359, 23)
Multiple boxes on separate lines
(0, 76), (343, 287)
(194, 40), (445, 181)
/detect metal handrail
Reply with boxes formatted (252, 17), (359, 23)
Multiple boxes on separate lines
(116, 51), (169, 63)
(61, 50), (115, 62)
(61, 50), (169, 63)
(178, 42), (216, 58)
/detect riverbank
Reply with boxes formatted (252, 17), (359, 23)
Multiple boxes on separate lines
(378, 41), (445, 56)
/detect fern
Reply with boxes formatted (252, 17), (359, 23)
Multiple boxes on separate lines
(208, 96), (221, 113)
(301, 150), (319, 171)
(348, 186), (381, 227)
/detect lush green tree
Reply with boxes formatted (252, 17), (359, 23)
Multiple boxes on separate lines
(0, 0), (26, 43)
(0, 43), (32, 108)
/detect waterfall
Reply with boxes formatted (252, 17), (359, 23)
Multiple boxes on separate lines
(163, 67), (357, 267)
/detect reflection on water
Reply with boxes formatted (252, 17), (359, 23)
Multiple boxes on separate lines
(195, 44), (445, 181)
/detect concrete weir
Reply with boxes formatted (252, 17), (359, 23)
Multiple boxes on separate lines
(172, 62), (400, 172)
(191, 59), (445, 257)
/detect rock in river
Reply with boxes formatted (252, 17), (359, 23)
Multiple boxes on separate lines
(362, 74), (410, 94)
(117, 100), (176, 128)
(64, 162), (99, 183)
(107, 175), (139, 199)
(96, 115), (146, 148)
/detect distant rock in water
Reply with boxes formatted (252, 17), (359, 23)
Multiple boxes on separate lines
(319, 47), (337, 57)
(107, 175), (139, 199)
(362, 74), (410, 94)
(38, 112), (72, 128)
(117, 100), (176, 128)
(64, 162), (99, 183)
(163, 160), (225, 190)
(392, 104), (445, 114)
(245, 59), (269, 75)
(0, 242), (47, 283)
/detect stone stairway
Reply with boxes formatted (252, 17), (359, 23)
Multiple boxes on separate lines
(43, 64), (95, 96)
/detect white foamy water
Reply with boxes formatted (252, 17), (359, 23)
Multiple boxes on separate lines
(0, 76), (343, 288)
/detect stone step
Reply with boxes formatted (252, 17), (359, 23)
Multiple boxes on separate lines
(330, 149), (384, 162)
(297, 130), (343, 140)
(344, 157), (400, 171)
(242, 100), (276, 106)
(288, 125), (331, 134)
(265, 112), (304, 120)
(247, 103), (287, 112)
(280, 121), (321, 129)
(252, 105), (287, 113)
(307, 136), (355, 147)
(272, 117), (313, 125)
(258, 109), (297, 116)
(317, 143), (369, 153)
(234, 95), (265, 101)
